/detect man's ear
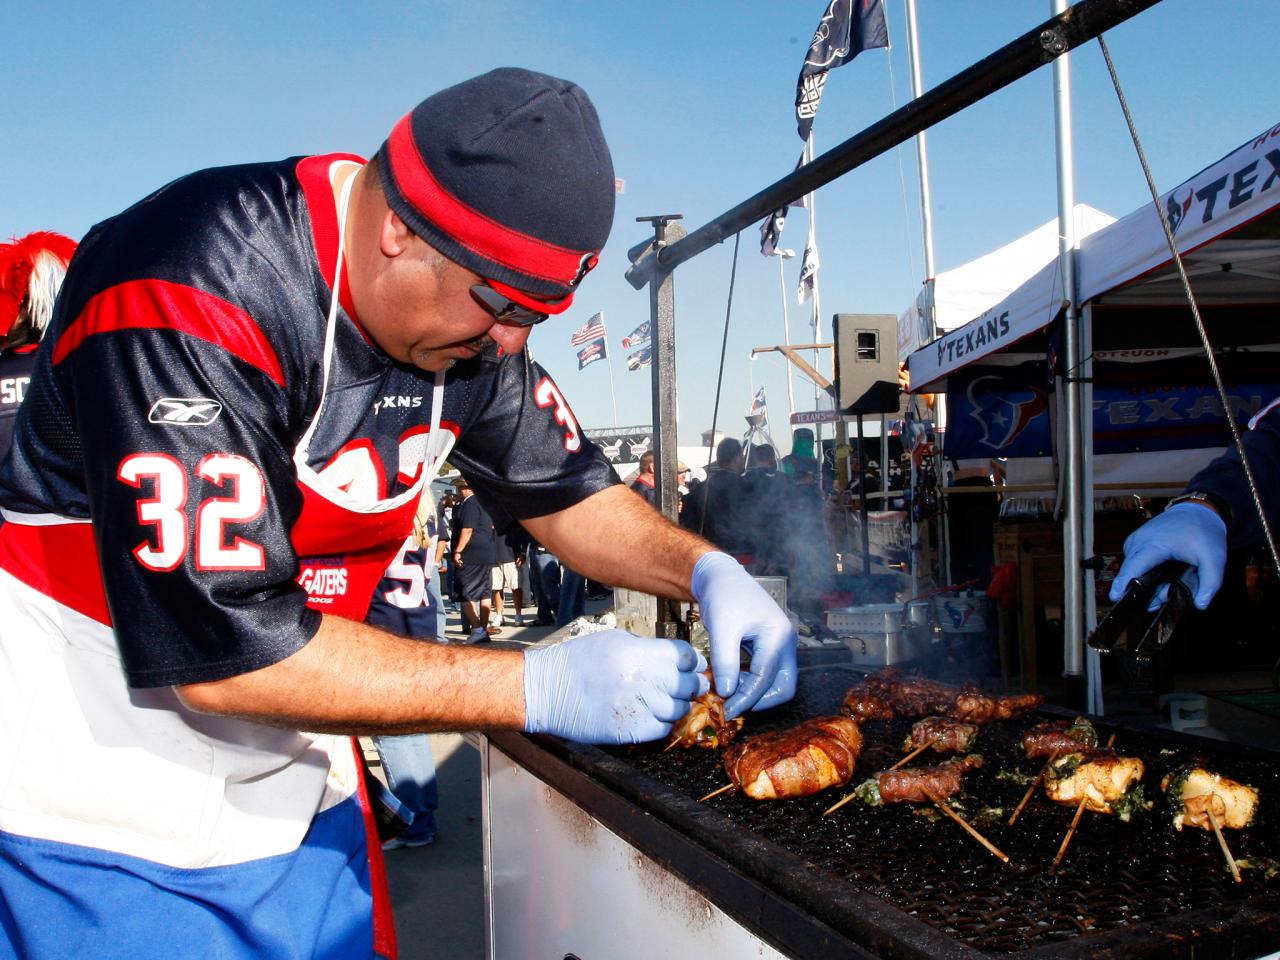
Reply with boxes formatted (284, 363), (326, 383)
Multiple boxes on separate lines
(380, 209), (416, 258)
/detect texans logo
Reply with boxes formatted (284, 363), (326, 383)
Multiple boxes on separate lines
(965, 376), (1047, 450)
(1165, 188), (1195, 235)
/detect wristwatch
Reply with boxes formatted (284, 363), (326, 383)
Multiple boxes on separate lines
(1165, 490), (1231, 527)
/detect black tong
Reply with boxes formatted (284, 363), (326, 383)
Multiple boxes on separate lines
(1088, 559), (1192, 658)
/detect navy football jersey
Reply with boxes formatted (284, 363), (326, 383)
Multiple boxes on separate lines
(0, 346), (38, 456)
(0, 155), (618, 687)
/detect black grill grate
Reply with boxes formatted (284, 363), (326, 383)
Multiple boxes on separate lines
(603, 668), (1280, 955)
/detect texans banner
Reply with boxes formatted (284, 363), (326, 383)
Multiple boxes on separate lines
(795, 0), (890, 141)
(577, 336), (607, 370)
(570, 312), (607, 347)
(946, 360), (1280, 459)
(627, 345), (652, 371)
(945, 364), (1051, 459)
(621, 321), (650, 350)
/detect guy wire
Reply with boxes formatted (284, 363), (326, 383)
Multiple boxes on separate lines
(699, 231), (743, 541)
(1098, 35), (1280, 574)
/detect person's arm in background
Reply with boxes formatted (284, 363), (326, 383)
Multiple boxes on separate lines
(523, 484), (796, 718)
(1111, 402), (1280, 609)
(452, 526), (472, 564)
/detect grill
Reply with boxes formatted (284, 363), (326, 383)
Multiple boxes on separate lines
(506, 666), (1280, 958)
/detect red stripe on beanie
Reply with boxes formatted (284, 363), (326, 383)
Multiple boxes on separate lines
(386, 115), (594, 285)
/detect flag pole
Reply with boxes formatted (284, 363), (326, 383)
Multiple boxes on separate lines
(806, 133), (824, 449)
(605, 342), (620, 428)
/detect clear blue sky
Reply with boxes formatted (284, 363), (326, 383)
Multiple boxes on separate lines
(6, 1), (1277, 445)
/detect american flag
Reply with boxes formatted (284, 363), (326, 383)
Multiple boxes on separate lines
(570, 312), (607, 346)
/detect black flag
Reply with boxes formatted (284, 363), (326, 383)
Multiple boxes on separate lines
(795, 0), (889, 141)
(759, 149), (808, 256)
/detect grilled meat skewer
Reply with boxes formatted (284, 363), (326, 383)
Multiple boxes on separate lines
(723, 716), (863, 800)
(842, 668), (1044, 724)
(1021, 717), (1098, 761)
(665, 672), (743, 750)
(1044, 750), (1148, 821)
(841, 685), (895, 721)
(949, 690), (1044, 724)
(856, 754), (984, 806)
(904, 716), (978, 755)
(1161, 765), (1259, 832)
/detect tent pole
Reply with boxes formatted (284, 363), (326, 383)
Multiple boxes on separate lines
(1082, 302), (1103, 715)
(1052, 0), (1086, 706)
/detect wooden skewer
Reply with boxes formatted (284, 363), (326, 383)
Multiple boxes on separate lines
(826, 738), (942, 817)
(1049, 733), (1117, 875)
(823, 786), (861, 817)
(1207, 808), (1241, 883)
(662, 737), (681, 753)
(923, 788), (1009, 863)
(1008, 758), (1052, 826)
(1050, 793), (1090, 875)
(699, 783), (735, 802)
(890, 736), (940, 771)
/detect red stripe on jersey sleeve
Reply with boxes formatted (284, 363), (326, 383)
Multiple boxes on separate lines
(385, 115), (591, 285)
(0, 521), (112, 626)
(52, 279), (286, 388)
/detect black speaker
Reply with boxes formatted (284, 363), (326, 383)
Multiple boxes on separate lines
(833, 313), (900, 414)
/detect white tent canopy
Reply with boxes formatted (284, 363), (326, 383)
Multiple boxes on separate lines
(896, 204), (1115, 361)
(907, 120), (1280, 393)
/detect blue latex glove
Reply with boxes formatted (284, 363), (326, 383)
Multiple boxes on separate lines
(1109, 502), (1228, 611)
(523, 630), (709, 744)
(691, 551), (798, 719)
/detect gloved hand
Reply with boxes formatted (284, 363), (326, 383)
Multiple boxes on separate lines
(691, 551), (798, 719)
(523, 630), (708, 744)
(1109, 502), (1228, 610)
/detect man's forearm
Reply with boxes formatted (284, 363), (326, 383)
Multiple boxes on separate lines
(523, 485), (715, 600)
(453, 528), (472, 556)
(176, 614), (525, 734)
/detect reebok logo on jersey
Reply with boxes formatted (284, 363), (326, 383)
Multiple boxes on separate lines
(148, 398), (224, 426)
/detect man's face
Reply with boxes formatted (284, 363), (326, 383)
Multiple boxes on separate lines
(358, 235), (534, 373)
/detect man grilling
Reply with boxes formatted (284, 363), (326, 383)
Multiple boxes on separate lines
(0, 69), (795, 959)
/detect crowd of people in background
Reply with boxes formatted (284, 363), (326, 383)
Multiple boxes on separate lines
(631, 429), (834, 622)
(437, 476), (594, 643)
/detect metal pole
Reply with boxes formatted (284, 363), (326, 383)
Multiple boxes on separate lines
(858, 415), (871, 578)
(905, 0), (942, 592)
(634, 214), (685, 641)
(773, 248), (798, 421)
(643, 0), (1162, 277)
(904, 0), (937, 312)
(1051, 0), (1086, 697)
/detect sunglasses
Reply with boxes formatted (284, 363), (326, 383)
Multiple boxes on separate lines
(469, 282), (568, 327)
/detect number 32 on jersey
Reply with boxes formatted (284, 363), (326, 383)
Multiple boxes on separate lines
(117, 453), (266, 572)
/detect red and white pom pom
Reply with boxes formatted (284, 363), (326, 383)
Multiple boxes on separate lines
(0, 231), (78, 338)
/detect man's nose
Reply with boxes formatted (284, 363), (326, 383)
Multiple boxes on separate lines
(487, 322), (533, 355)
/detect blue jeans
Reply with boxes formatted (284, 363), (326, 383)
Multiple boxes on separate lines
(556, 565), (587, 628)
(528, 548), (561, 623)
(370, 734), (437, 844)
(366, 561), (444, 844)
